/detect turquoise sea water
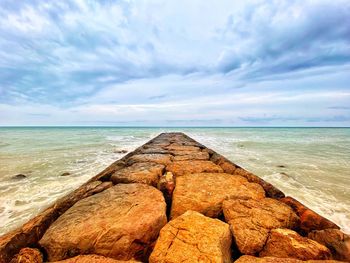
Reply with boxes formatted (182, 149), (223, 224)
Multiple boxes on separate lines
(0, 127), (349, 235)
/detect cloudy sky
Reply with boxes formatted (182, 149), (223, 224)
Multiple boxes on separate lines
(0, 0), (349, 126)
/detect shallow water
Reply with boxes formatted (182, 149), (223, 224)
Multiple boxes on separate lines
(0, 127), (349, 235)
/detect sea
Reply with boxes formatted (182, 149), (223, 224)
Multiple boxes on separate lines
(0, 127), (349, 235)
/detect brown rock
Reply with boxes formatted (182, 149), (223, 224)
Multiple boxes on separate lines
(60, 172), (71, 176)
(165, 144), (201, 152)
(171, 173), (265, 219)
(39, 183), (167, 262)
(223, 198), (300, 255)
(110, 162), (165, 186)
(308, 229), (350, 262)
(260, 229), (331, 260)
(52, 254), (140, 263)
(12, 174), (27, 179)
(234, 255), (342, 263)
(211, 153), (237, 174)
(157, 172), (175, 212)
(166, 161), (223, 177)
(173, 151), (209, 161)
(234, 167), (285, 198)
(9, 247), (43, 263)
(149, 210), (232, 263)
(280, 197), (340, 233)
(127, 153), (173, 165)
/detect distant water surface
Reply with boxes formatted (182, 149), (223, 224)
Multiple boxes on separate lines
(0, 127), (349, 235)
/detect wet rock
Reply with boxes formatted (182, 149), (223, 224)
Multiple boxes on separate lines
(223, 198), (300, 255)
(234, 167), (285, 198)
(260, 229), (331, 260)
(114, 149), (128, 154)
(9, 247), (43, 263)
(308, 229), (350, 262)
(110, 162), (165, 186)
(171, 173), (265, 219)
(52, 254), (140, 263)
(210, 153), (237, 174)
(234, 255), (342, 263)
(39, 183), (167, 262)
(127, 153), (172, 165)
(166, 160), (223, 177)
(60, 172), (71, 176)
(173, 151), (209, 161)
(12, 174), (26, 179)
(149, 210), (232, 263)
(277, 165), (287, 168)
(280, 197), (340, 233)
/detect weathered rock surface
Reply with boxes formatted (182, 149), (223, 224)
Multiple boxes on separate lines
(171, 173), (265, 219)
(126, 154), (173, 165)
(9, 247), (43, 263)
(173, 151), (209, 161)
(280, 197), (340, 233)
(52, 255), (140, 263)
(166, 161), (223, 177)
(260, 229), (331, 260)
(149, 210), (232, 263)
(210, 153), (237, 174)
(165, 144), (201, 152)
(234, 255), (343, 263)
(157, 172), (175, 213)
(223, 198), (300, 255)
(308, 229), (350, 262)
(39, 183), (167, 262)
(110, 162), (165, 186)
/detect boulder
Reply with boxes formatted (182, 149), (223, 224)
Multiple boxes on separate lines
(110, 162), (165, 186)
(173, 151), (209, 161)
(12, 174), (27, 179)
(9, 247), (43, 263)
(165, 144), (201, 152)
(149, 211), (232, 263)
(210, 153), (237, 174)
(308, 229), (350, 262)
(60, 172), (71, 176)
(223, 198), (300, 255)
(260, 229), (331, 260)
(166, 161), (223, 177)
(280, 197), (340, 233)
(39, 183), (167, 262)
(171, 173), (265, 219)
(157, 172), (175, 212)
(234, 255), (342, 263)
(126, 154), (172, 165)
(52, 255), (140, 263)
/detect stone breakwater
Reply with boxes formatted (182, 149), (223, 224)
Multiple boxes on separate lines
(0, 132), (349, 263)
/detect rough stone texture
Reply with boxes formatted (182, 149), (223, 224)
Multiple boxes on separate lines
(210, 153), (237, 174)
(166, 161), (224, 177)
(165, 144), (201, 152)
(308, 229), (350, 262)
(223, 198), (300, 255)
(234, 255), (343, 263)
(280, 197), (340, 233)
(157, 172), (175, 213)
(9, 247), (43, 263)
(173, 151), (209, 161)
(39, 183), (167, 262)
(260, 229), (331, 260)
(149, 211), (232, 263)
(171, 173), (265, 219)
(126, 154), (173, 165)
(110, 162), (165, 186)
(0, 180), (114, 263)
(52, 255), (140, 263)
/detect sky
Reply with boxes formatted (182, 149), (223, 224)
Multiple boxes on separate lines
(0, 0), (349, 126)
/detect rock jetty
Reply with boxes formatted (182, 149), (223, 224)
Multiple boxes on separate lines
(0, 132), (349, 263)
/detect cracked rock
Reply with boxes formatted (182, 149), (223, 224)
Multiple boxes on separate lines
(126, 154), (173, 166)
(223, 198), (300, 255)
(39, 184), (167, 262)
(149, 210), (232, 263)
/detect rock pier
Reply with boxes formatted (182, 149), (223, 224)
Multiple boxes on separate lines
(0, 133), (349, 263)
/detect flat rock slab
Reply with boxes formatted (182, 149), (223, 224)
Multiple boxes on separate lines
(234, 255), (342, 263)
(126, 154), (173, 165)
(39, 183), (167, 262)
(223, 198), (300, 255)
(149, 211), (232, 263)
(166, 161), (224, 177)
(52, 255), (140, 263)
(171, 173), (265, 219)
(260, 229), (331, 260)
(173, 151), (209, 161)
(110, 162), (165, 186)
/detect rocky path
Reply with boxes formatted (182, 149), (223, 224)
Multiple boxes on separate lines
(0, 133), (349, 263)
